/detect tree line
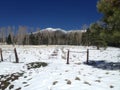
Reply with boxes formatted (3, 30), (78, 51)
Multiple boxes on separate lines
(0, 26), (84, 45)
(0, 26), (28, 45)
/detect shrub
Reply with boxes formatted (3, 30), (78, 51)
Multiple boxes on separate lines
(26, 62), (48, 70)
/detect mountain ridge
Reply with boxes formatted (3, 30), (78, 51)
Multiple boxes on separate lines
(33, 28), (86, 34)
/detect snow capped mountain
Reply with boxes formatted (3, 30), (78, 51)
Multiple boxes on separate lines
(43, 28), (62, 31)
(33, 28), (86, 34)
(41, 28), (67, 33)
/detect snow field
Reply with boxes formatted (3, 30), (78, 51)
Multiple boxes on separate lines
(0, 45), (120, 90)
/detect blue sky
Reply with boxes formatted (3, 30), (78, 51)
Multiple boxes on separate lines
(0, 0), (101, 30)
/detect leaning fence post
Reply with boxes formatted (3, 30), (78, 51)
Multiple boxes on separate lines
(67, 50), (69, 64)
(14, 48), (19, 63)
(86, 49), (89, 64)
(0, 48), (3, 61)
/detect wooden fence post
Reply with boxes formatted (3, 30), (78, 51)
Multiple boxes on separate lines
(67, 50), (69, 64)
(14, 48), (19, 63)
(0, 48), (3, 61)
(86, 49), (89, 64)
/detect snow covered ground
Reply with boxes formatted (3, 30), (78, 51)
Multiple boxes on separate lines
(0, 45), (120, 90)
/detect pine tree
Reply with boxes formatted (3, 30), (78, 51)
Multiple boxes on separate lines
(6, 34), (12, 44)
(97, 0), (120, 31)
(29, 33), (36, 45)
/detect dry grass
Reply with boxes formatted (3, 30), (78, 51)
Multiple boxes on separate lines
(95, 80), (101, 83)
(53, 81), (58, 85)
(75, 77), (80, 81)
(84, 81), (91, 86)
(110, 85), (114, 88)
(65, 79), (72, 85)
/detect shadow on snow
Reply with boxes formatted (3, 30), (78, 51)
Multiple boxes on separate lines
(84, 60), (120, 70)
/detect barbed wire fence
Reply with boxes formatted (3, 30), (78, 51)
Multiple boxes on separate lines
(0, 48), (19, 63)
(66, 49), (88, 64)
(66, 48), (120, 64)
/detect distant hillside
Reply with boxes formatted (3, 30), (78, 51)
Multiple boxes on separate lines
(26, 28), (86, 45)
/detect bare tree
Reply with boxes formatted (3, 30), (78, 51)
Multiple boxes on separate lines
(17, 26), (27, 45)
(81, 24), (88, 32)
(0, 28), (2, 43)
(36, 28), (41, 45)
(0, 27), (6, 44)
